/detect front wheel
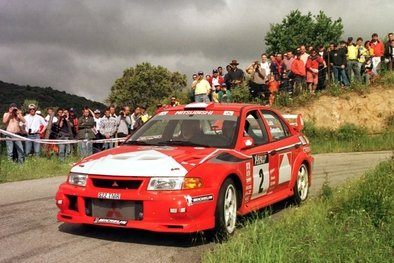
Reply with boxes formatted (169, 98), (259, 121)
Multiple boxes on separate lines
(213, 178), (238, 240)
(293, 163), (309, 204)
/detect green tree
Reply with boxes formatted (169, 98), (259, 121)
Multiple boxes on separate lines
(265, 10), (343, 54)
(107, 62), (187, 112)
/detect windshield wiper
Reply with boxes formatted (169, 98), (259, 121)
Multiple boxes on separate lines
(157, 140), (208, 147)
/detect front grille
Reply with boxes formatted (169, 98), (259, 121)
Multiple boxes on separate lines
(92, 178), (143, 189)
(85, 198), (143, 220)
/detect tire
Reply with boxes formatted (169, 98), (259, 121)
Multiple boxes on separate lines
(293, 163), (309, 204)
(213, 178), (238, 240)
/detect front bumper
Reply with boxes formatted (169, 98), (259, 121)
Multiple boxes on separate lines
(55, 181), (217, 233)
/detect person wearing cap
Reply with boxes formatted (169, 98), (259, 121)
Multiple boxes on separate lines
(24, 104), (46, 157)
(3, 103), (26, 163)
(225, 59), (245, 88)
(211, 69), (224, 101)
(219, 82), (231, 103)
(193, 71), (211, 102)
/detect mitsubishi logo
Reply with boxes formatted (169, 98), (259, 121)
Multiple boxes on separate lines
(112, 181), (119, 187)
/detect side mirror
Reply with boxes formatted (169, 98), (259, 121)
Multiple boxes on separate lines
(240, 136), (254, 149)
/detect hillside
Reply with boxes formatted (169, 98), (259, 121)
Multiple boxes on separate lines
(0, 80), (106, 114)
(286, 86), (394, 132)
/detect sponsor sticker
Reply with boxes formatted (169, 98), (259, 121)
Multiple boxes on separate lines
(94, 218), (127, 226)
(223, 111), (234, 116)
(98, 192), (121, 200)
(252, 153), (269, 166)
(185, 194), (214, 206)
(175, 111), (213, 115)
(158, 111), (168, 116)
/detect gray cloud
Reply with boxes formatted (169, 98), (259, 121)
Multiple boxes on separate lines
(0, 0), (392, 102)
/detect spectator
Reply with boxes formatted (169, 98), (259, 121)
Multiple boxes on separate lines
(170, 96), (180, 107)
(306, 49), (326, 95)
(92, 109), (103, 152)
(217, 66), (224, 77)
(193, 71), (211, 102)
(317, 45), (328, 90)
(370, 33), (384, 75)
(330, 42), (350, 87)
(270, 53), (287, 82)
(44, 107), (58, 124)
(77, 107), (96, 157)
(226, 59), (245, 88)
(115, 106), (132, 138)
(299, 45), (310, 66)
(290, 52), (306, 96)
(211, 69), (224, 90)
(245, 61), (267, 98)
(346, 37), (361, 82)
(24, 104), (46, 157)
(109, 105), (117, 118)
(267, 74), (279, 106)
(190, 73), (198, 101)
(260, 53), (271, 76)
(68, 108), (79, 139)
(384, 33), (394, 70)
(324, 43), (335, 83)
(219, 82), (231, 103)
(364, 40), (374, 58)
(53, 108), (73, 160)
(100, 108), (117, 150)
(130, 106), (142, 131)
(3, 103), (25, 163)
(361, 57), (375, 85)
(356, 37), (369, 67)
(283, 51), (294, 73)
(212, 84), (221, 103)
(384, 39), (394, 71)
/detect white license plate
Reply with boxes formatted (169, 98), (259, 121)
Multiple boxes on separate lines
(98, 192), (121, 200)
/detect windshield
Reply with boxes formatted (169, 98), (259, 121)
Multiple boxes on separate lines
(125, 114), (239, 148)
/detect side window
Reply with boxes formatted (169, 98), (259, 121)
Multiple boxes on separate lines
(262, 110), (290, 140)
(244, 111), (269, 146)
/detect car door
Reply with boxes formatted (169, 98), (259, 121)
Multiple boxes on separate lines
(240, 110), (274, 200)
(260, 109), (298, 191)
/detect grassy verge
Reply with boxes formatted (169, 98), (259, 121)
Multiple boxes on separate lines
(0, 155), (78, 183)
(203, 157), (394, 263)
(303, 122), (394, 154)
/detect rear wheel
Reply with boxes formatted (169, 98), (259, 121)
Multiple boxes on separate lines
(213, 178), (237, 240)
(293, 163), (309, 204)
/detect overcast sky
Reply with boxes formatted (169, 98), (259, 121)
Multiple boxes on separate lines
(0, 0), (392, 103)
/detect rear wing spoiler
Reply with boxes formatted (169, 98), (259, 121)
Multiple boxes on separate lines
(282, 114), (304, 132)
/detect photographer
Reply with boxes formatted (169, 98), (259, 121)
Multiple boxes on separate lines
(52, 108), (73, 160)
(115, 106), (131, 138)
(2, 103), (25, 163)
(77, 107), (95, 157)
(246, 61), (267, 99)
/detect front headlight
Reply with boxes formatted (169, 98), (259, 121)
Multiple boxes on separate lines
(147, 177), (183, 191)
(68, 173), (88, 187)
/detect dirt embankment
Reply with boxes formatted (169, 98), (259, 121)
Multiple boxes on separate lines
(288, 86), (394, 132)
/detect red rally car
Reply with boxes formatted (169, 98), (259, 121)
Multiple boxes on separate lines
(56, 102), (314, 237)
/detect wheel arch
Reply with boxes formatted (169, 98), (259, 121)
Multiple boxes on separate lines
(225, 173), (243, 209)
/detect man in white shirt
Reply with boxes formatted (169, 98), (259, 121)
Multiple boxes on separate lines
(24, 104), (46, 156)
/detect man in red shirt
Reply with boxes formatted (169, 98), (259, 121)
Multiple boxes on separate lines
(291, 52), (306, 96)
(306, 49), (326, 95)
(370, 33), (384, 75)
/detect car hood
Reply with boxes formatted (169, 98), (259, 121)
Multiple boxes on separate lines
(70, 146), (220, 177)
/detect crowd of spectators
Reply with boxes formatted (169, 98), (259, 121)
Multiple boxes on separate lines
(2, 33), (394, 163)
(2, 101), (159, 163)
(191, 32), (394, 105)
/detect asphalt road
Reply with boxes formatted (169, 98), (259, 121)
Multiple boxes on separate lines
(0, 151), (392, 263)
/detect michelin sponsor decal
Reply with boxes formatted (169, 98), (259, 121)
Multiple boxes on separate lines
(94, 218), (127, 226)
(185, 194), (214, 206)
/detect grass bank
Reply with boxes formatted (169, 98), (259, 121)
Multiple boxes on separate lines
(203, 157), (394, 263)
(0, 156), (77, 183)
(303, 122), (394, 154)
